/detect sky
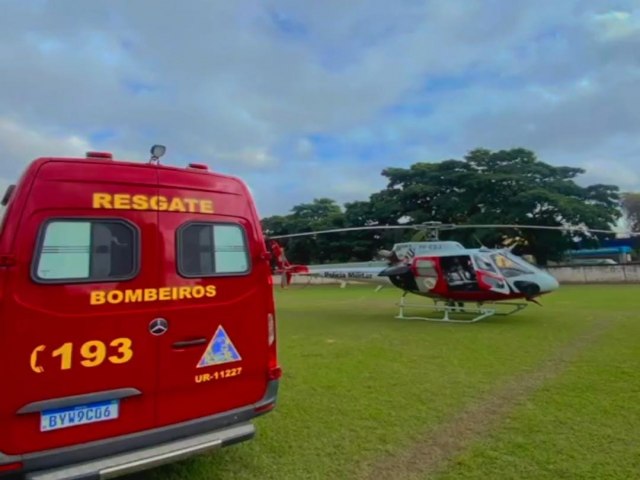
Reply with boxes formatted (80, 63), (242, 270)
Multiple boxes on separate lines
(0, 0), (639, 218)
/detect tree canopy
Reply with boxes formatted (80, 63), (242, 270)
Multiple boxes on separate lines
(621, 192), (640, 231)
(261, 148), (622, 265)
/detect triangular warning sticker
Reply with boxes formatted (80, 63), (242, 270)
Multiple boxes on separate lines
(197, 325), (242, 368)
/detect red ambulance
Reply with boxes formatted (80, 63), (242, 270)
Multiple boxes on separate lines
(0, 147), (281, 479)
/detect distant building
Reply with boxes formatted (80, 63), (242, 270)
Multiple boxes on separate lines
(566, 246), (634, 264)
(602, 236), (640, 250)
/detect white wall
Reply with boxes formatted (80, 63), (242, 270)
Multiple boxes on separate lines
(275, 264), (640, 286)
(545, 264), (640, 283)
(273, 275), (342, 285)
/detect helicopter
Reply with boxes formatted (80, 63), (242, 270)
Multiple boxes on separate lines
(265, 222), (632, 323)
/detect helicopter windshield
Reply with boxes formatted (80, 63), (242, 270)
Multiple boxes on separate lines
(473, 254), (497, 273)
(490, 252), (534, 277)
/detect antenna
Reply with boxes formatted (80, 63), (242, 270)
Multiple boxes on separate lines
(473, 234), (485, 248)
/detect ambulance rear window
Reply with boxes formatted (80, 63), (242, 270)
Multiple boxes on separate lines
(178, 222), (250, 277)
(33, 219), (138, 283)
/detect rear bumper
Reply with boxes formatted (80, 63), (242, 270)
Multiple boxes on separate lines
(0, 379), (279, 479)
(27, 423), (254, 480)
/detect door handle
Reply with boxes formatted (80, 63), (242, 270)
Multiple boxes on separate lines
(172, 338), (208, 349)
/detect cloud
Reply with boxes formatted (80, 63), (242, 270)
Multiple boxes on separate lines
(214, 148), (279, 168)
(580, 159), (640, 191)
(0, 117), (93, 177)
(589, 10), (640, 41)
(242, 160), (388, 216)
(295, 138), (315, 158)
(0, 0), (637, 217)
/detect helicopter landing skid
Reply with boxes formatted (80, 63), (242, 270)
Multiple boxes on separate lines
(395, 295), (528, 323)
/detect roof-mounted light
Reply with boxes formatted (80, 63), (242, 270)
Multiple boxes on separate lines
(149, 144), (166, 164)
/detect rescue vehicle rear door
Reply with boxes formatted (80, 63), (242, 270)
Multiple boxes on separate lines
(154, 189), (270, 427)
(0, 175), (161, 455)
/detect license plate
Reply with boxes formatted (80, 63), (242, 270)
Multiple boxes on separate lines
(40, 399), (119, 432)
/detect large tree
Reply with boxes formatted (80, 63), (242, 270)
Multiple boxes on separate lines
(621, 192), (640, 231)
(262, 198), (350, 264)
(376, 148), (621, 264)
(261, 148), (622, 265)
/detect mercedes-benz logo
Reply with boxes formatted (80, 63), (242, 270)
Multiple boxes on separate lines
(149, 318), (169, 336)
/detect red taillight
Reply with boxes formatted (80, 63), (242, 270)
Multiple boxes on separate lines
(268, 313), (275, 346)
(0, 462), (23, 473)
(267, 312), (281, 380)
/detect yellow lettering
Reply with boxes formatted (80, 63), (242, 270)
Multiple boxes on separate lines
(30, 345), (45, 374)
(196, 368), (242, 383)
(80, 340), (106, 368)
(93, 193), (112, 209)
(90, 291), (106, 305)
(168, 197), (186, 212)
(149, 195), (168, 211)
(107, 290), (124, 304)
(93, 193), (214, 212)
(113, 194), (130, 209)
(195, 373), (211, 383)
(31, 338), (134, 373)
(132, 194), (148, 210)
(184, 198), (198, 212)
(200, 200), (214, 214)
(192, 285), (205, 298)
(91, 285), (218, 305)
(144, 288), (158, 302)
(125, 289), (143, 303)
(52, 342), (73, 370)
(109, 338), (133, 364)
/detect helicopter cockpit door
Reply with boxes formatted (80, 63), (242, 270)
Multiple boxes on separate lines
(471, 252), (510, 295)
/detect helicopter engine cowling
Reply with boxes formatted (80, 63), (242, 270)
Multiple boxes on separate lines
(378, 264), (418, 292)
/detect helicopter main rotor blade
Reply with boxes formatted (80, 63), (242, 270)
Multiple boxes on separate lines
(268, 225), (412, 239)
(266, 222), (639, 240)
(449, 224), (639, 236)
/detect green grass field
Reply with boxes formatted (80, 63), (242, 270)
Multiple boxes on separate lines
(145, 284), (640, 480)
